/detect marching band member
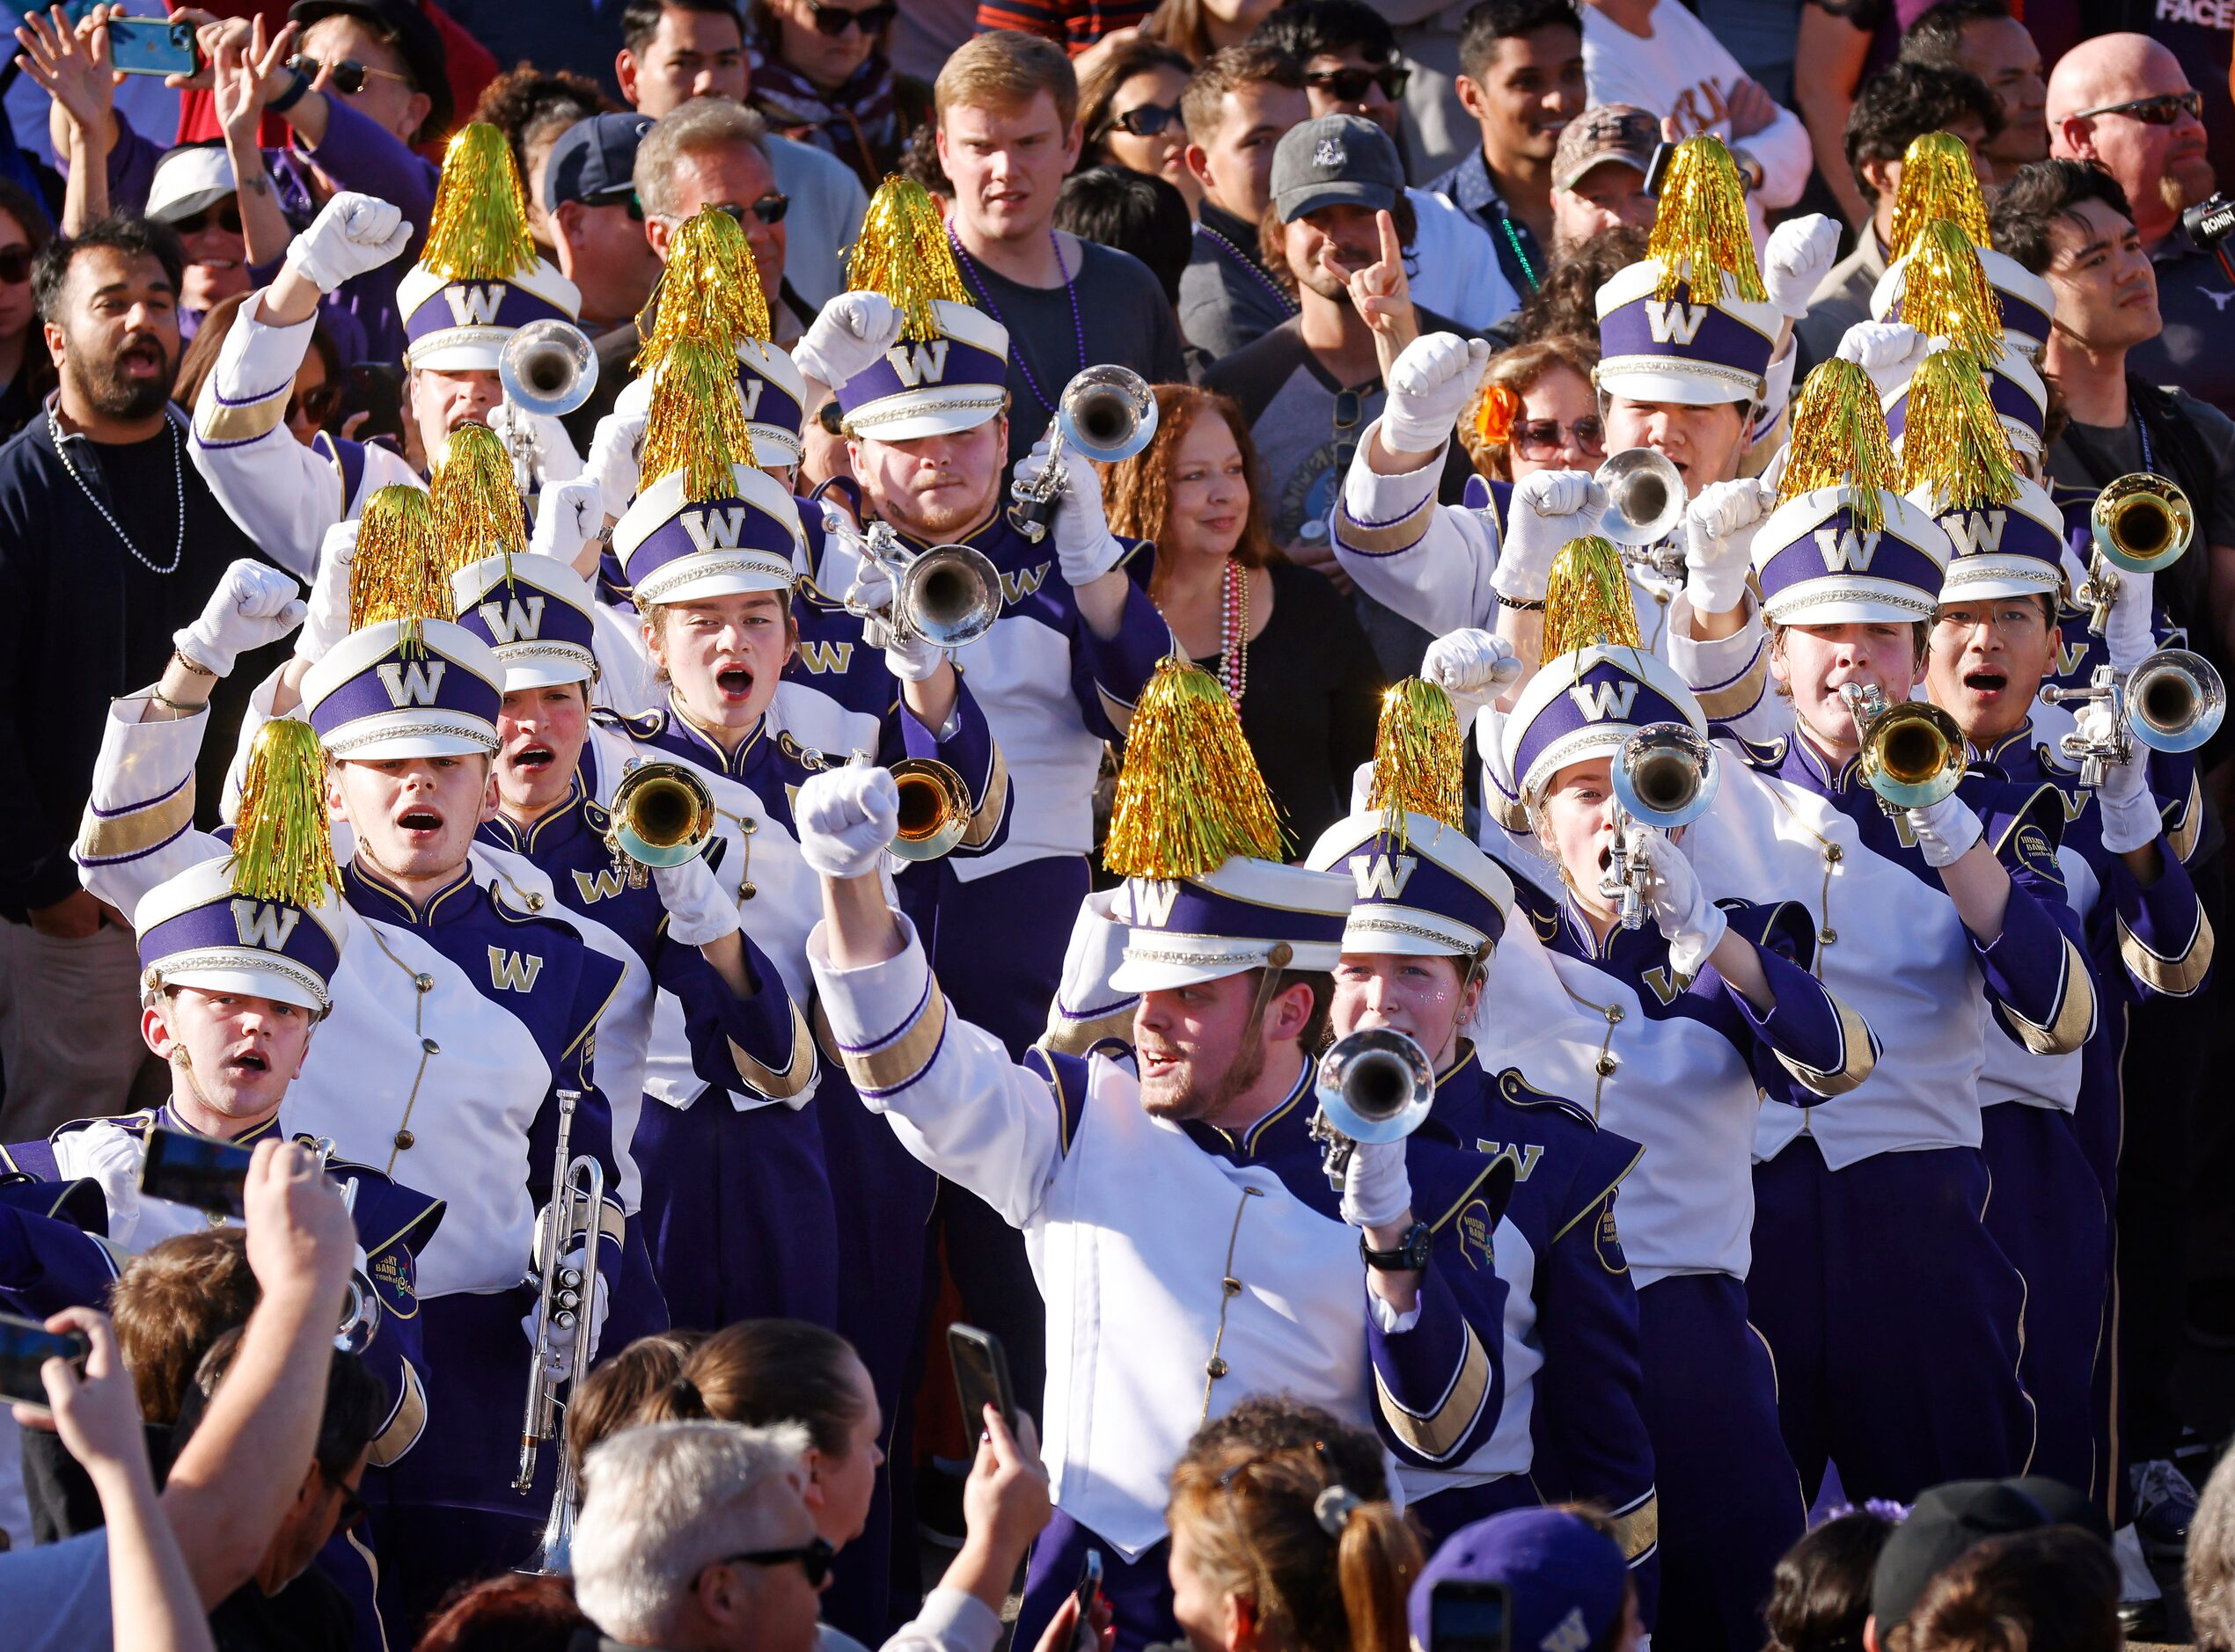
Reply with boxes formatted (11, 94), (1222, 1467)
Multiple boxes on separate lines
(795, 659), (1512, 1652)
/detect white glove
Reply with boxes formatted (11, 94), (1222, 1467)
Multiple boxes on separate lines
(1421, 627), (1523, 717)
(1836, 321), (1925, 399)
(652, 852), (742, 947)
(1635, 828), (1727, 978)
(283, 191), (412, 293)
(1383, 333), (1491, 457)
(1762, 214), (1839, 321)
(792, 291), (905, 391)
(529, 474), (605, 573)
(1492, 468), (1608, 603)
(845, 558), (944, 682)
(2106, 565), (2158, 674)
(1021, 438), (1126, 586)
(174, 559), (305, 677)
(297, 518), (359, 663)
(795, 764), (902, 879)
(1682, 478), (1771, 614)
(81, 1122), (144, 1253)
(1340, 1137), (1413, 1232)
(521, 1246), (610, 1379)
(582, 406), (647, 524)
(2075, 700), (2160, 853)
(1906, 792), (1984, 868)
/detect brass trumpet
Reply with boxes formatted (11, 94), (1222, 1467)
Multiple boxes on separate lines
(2079, 473), (2194, 634)
(1601, 724), (1719, 929)
(825, 508), (1003, 650)
(1840, 683), (1967, 815)
(517, 1087), (611, 1575)
(1309, 1027), (1434, 1188)
(605, 761), (717, 888)
(1008, 365), (1159, 544)
(2040, 649), (2227, 788)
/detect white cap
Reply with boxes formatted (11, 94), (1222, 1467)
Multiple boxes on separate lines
(146, 146), (235, 224)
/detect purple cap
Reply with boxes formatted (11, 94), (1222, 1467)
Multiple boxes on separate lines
(1409, 1509), (1630, 1652)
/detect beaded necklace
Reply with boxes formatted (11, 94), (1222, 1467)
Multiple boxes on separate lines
(1495, 208), (1539, 292)
(948, 226), (1085, 420)
(1218, 559), (1249, 702)
(1196, 222), (1298, 315)
(50, 409), (185, 574)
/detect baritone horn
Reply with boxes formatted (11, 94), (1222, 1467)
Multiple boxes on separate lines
(517, 1087), (610, 1575)
(1008, 366), (1159, 543)
(1601, 723), (1719, 930)
(2040, 649), (2226, 788)
(1309, 1027), (1434, 1188)
(1594, 448), (1688, 576)
(605, 760), (717, 887)
(2080, 473), (2193, 633)
(1840, 682), (1966, 813)
(499, 318), (600, 419)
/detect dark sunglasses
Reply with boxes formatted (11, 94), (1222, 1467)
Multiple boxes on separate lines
(1109, 101), (1183, 139)
(1303, 65), (1411, 104)
(1333, 388), (1364, 477)
(713, 194), (791, 226)
(170, 202), (243, 238)
(1511, 415), (1606, 460)
(321, 1468), (369, 1534)
(710, 1536), (836, 1587)
(289, 382), (341, 427)
(0, 245), (31, 284)
(2075, 90), (2203, 126)
(805, 0), (898, 36)
(288, 54), (414, 96)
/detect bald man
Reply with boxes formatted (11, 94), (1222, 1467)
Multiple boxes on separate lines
(2049, 33), (2235, 417)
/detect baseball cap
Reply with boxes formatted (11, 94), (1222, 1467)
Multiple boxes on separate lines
(146, 146), (235, 224)
(546, 113), (654, 211)
(1554, 105), (1659, 193)
(1408, 1509), (1630, 1652)
(1868, 1480), (2061, 1634)
(1271, 114), (1403, 223)
(288, 0), (451, 138)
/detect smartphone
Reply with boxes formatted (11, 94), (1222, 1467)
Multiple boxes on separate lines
(105, 17), (199, 79)
(1429, 1580), (1512, 1652)
(0, 1312), (90, 1411)
(138, 1128), (254, 1219)
(341, 362), (406, 447)
(1072, 1549), (1104, 1652)
(948, 1323), (1017, 1440)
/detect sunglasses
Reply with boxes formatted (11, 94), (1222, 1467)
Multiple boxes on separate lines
(710, 1537), (837, 1587)
(1333, 388), (1364, 478)
(321, 1468), (369, 1535)
(713, 194), (791, 226)
(1109, 101), (1183, 139)
(1511, 415), (1606, 460)
(2075, 90), (2203, 126)
(289, 381), (341, 427)
(805, 0), (898, 36)
(171, 202), (243, 238)
(288, 54), (414, 96)
(0, 245), (31, 284)
(1303, 65), (1411, 104)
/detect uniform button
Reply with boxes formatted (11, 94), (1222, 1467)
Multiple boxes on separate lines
(1825, 844), (1844, 864)
(413, 973), (434, 993)
(1205, 1356), (1229, 1380)
(1596, 1054), (1618, 1076)
(1221, 1276), (1242, 1297)
(740, 883), (757, 900)
(527, 893), (546, 911)
(1820, 929), (1837, 946)
(1604, 1005), (1624, 1025)
(741, 819), (758, 835)
(421, 1037), (441, 1056)
(393, 1129), (414, 1151)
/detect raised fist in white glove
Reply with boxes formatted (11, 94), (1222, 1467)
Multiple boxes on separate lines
(1635, 827), (1727, 977)
(2106, 565), (2158, 673)
(2074, 700), (2160, 853)
(521, 1246), (609, 1379)
(1340, 1137), (1413, 1232)
(1421, 627), (1523, 716)
(298, 518), (359, 663)
(1019, 438), (1126, 586)
(1492, 468), (1608, 603)
(793, 292), (905, 391)
(1906, 791), (1984, 869)
(1682, 477), (1771, 614)
(1762, 214), (1840, 320)
(1836, 320), (1925, 398)
(652, 852), (742, 947)
(845, 559), (945, 682)
(284, 192), (412, 294)
(175, 559), (304, 677)
(795, 763), (901, 879)
(530, 475), (605, 574)
(583, 403), (648, 524)
(1383, 333), (1491, 457)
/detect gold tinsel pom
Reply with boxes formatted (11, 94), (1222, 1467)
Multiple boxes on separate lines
(634, 207), (773, 381)
(1646, 135), (1766, 305)
(1103, 655), (1285, 879)
(640, 336), (760, 502)
(227, 718), (339, 910)
(349, 485), (446, 644)
(1899, 217), (2004, 360)
(846, 175), (971, 341)
(1898, 347), (2019, 508)
(419, 122), (537, 281)
(1888, 132), (1990, 260)
(1542, 536), (1642, 662)
(1777, 358), (1901, 531)
(431, 423), (525, 578)
(1367, 678), (1464, 841)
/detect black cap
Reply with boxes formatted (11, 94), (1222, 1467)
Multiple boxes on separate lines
(1868, 1480), (2056, 1634)
(1270, 114), (1403, 224)
(545, 113), (654, 210)
(288, 0), (452, 141)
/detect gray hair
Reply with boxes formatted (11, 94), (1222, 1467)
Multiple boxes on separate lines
(571, 1419), (810, 1642)
(2191, 1452), (2235, 1652)
(634, 99), (772, 223)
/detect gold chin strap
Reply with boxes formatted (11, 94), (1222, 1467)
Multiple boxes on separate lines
(1242, 941), (1296, 1032)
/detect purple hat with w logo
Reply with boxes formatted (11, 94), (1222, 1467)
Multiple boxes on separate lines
(299, 618), (504, 760)
(1306, 811), (1515, 960)
(1502, 645), (1708, 807)
(613, 463), (805, 607)
(1595, 261), (1783, 407)
(134, 856), (346, 1013)
(1753, 487), (1953, 625)
(834, 299), (1012, 442)
(451, 552), (600, 689)
(1924, 477), (2067, 601)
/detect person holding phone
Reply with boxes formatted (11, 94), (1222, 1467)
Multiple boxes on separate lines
(1410, 1508), (1644, 1652)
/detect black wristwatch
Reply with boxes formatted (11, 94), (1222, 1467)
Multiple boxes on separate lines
(1360, 1221), (1433, 1274)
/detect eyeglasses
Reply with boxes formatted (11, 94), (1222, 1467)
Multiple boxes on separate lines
(1109, 101), (1183, 139)
(0, 245), (32, 284)
(288, 54), (414, 96)
(1511, 415), (1606, 460)
(1303, 65), (1411, 104)
(2074, 91), (2203, 126)
(709, 1537), (837, 1587)
(170, 203), (242, 238)
(805, 0), (898, 35)
(320, 1468), (369, 1535)
(289, 381), (341, 428)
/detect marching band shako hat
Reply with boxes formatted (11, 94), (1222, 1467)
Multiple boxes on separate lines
(832, 176), (1011, 442)
(619, 340), (808, 470)
(1872, 249), (2054, 360)
(397, 123), (583, 374)
(451, 552), (600, 689)
(1886, 340), (2048, 463)
(1929, 476), (2066, 601)
(1594, 135), (1781, 406)
(302, 619), (504, 760)
(1102, 656), (1351, 992)
(1504, 646), (1710, 808)
(1894, 340), (2065, 601)
(1875, 135), (2055, 360)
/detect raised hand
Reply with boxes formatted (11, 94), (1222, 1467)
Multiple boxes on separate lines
(17, 4), (117, 142)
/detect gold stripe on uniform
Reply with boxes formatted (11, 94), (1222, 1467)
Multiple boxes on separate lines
(2118, 910), (2215, 997)
(368, 1362), (429, 1467)
(1374, 1324), (1494, 1461)
(1693, 647), (1770, 723)
(77, 778), (197, 861)
(1038, 1003), (1136, 1057)
(729, 1002), (818, 1100)
(2005, 938), (2095, 1055)
(1334, 493), (1437, 556)
(1775, 995), (1878, 1097)
(961, 743), (1009, 850)
(840, 976), (951, 1093)
(1608, 1494), (1660, 1561)
(194, 392), (289, 445)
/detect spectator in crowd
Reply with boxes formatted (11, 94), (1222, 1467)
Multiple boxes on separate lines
(108, 1231), (261, 1433)
(1792, 0), (1935, 230)
(1896, 0), (2047, 180)
(745, 0), (919, 190)
(1409, 1509), (1643, 1652)
(1543, 102), (1656, 255)
(1054, 164), (1194, 309)
(976, 0), (1161, 59)
(468, 63), (615, 255)
(140, 149), (253, 345)
(1101, 383), (1383, 844)
(545, 111), (663, 334)
(1425, 0), (1587, 302)
(1902, 1527), (2122, 1652)
(1793, 61), (1999, 367)
(1080, 37), (1200, 211)
(2048, 33), (2235, 419)
(2191, 1450), (2235, 1652)
(1489, 223), (1646, 348)
(1137, 0), (1287, 67)
(1864, 1480), (2073, 1651)
(414, 1575), (594, 1652)
(1760, 1508), (1902, 1652)
(614, 0), (869, 312)
(1176, 43), (1308, 360)
(1253, 2), (1520, 330)
(933, 30), (1187, 471)
(0, 217), (279, 1146)
(0, 175), (56, 441)
(1455, 333), (1601, 500)
(567, 1330), (706, 1484)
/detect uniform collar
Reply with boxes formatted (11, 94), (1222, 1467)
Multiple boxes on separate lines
(665, 691), (770, 779)
(1975, 718), (2034, 767)
(1784, 726), (1863, 796)
(342, 858), (480, 927)
(1183, 1058), (1315, 1163)
(485, 773), (593, 854)
(881, 504), (1002, 558)
(1441, 148), (1507, 216)
(156, 1102), (282, 1147)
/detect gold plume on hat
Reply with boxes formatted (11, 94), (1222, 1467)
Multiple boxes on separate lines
(430, 423), (525, 580)
(640, 336), (760, 502)
(419, 122), (538, 281)
(348, 485), (447, 647)
(634, 206), (773, 382)
(1367, 678), (1465, 843)
(1899, 218), (2004, 360)
(1103, 655), (1286, 879)
(1541, 536), (1642, 662)
(1898, 346), (2019, 508)
(1887, 132), (1991, 261)
(1776, 358), (1902, 531)
(1646, 135), (1766, 305)
(845, 175), (971, 341)
(227, 718), (339, 910)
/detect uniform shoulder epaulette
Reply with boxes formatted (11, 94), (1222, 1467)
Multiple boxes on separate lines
(1502, 866), (1562, 939)
(48, 1110), (155, 1148)
(0, 1173), (112, 1235)
(1731, 732), (1789, 771)
(1714, 896), (1819, 971)
(2046, 478), (2099, 508)
(1983, 780), (2069, 882)
(287, 1137), (448, 1257)
(1488, 1066), (1597, 1131)
(1022, 1045), (1096, 1154)
(591, 705), (668, 741)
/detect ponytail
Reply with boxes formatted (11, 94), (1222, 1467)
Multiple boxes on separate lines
(1338, 1499), (1426, 1652)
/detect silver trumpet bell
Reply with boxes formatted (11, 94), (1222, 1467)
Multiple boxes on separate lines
(2128, 647), (2226, 754)
(1594, 448), (1687, 549)
(1309, 1027), (1435, 1188)
(499, 318), (601, 419)
(606, 761), (717, 885)
(893, 542), (1004, 649)
(1610, 722), (1719, 830)
(1008, 365), (1160, 542)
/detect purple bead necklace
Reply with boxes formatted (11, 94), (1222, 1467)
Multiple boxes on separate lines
(948, 226), (1085, 420)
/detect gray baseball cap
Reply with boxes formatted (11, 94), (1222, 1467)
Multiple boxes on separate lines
(1271, 115), (1403, 223)
(1553, 105), (1660, 193)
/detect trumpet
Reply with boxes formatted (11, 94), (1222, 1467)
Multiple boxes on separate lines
(517, 1087), (611, 1575)
(1595, 449), (1688, 578)
(1008, 365), (1159, 544)
(888, 757), (975, 861)
(1840, 682), (1967, 815)
(2078, 473), (2193, 634)
(1599, 724), (1719, 929)
(1309, 1027), (1435, 1188)
(2040, 650), (2227, 788)
(605, 760), (717, 888)
(825, 507), (1003, 650)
